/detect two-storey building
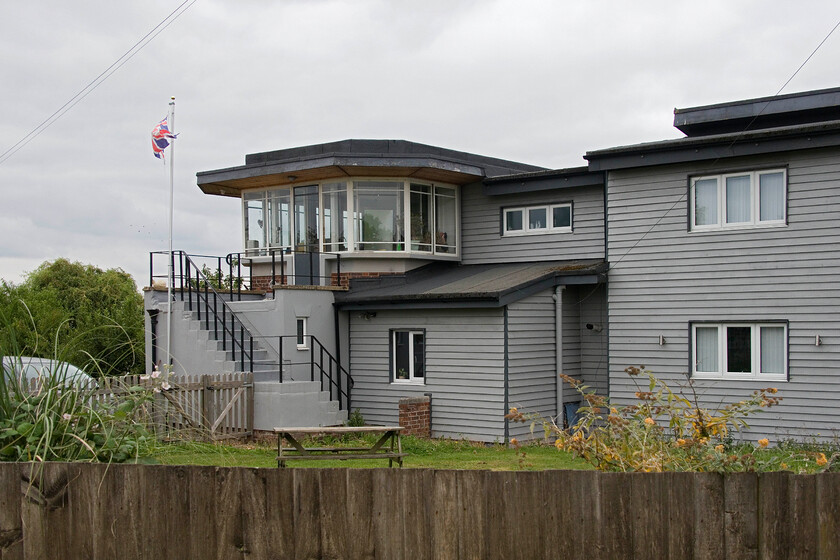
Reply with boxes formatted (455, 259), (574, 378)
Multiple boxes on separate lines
(146, 86), (840, 441)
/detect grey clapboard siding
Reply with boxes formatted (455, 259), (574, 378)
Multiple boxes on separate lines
(607, 147), (840, 441)
(349, 308), (506, 442)
(507, 290), (557, 438)
(460, 182), (605, 265)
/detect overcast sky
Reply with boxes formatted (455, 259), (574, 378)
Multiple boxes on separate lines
(1, 1), (838, 288)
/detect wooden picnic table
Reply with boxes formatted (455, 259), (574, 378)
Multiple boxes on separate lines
(274, 425), (406, 467)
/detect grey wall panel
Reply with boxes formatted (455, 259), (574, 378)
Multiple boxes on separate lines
(349, 308), (506, 442)
(507, 290), (557, 439)
(606, 147), (840, 441)
(460, 182), (605, 264)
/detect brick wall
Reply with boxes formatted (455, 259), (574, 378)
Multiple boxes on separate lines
(250, 275), (287, 291)
(398, 395), (431, 438)
(331, 272), (391, 288)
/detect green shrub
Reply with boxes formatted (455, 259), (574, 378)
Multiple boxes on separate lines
(0, 316), (157, 463)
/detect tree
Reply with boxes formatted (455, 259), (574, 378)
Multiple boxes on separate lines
(0, 259), (144, 376)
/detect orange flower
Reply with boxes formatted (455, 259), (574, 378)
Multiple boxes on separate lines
(715, 444), (724, 453)
(509, 407), (518, 414)
(817, 453), (828, 467)
(554, 438), (564, 450)
(510, 437), (518, 446)
(644, 417), (656, 426)
(768, 387), (778, 394)
(758, 438), (769, 448)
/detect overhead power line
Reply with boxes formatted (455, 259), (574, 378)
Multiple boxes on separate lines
(607, 16), (840, 272)
(0, 0), (198, 167)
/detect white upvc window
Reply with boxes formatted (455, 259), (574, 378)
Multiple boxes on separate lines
(296, 317), (308, 350)
(503, 203), (572, 236)
(690, 169), (786, 231)
(691, 322), (787, 381)
(391, 329), (425, 383)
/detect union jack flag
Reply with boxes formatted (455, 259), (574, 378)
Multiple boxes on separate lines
(151, 117), (177, 159)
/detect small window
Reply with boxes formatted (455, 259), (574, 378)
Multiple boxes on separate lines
(392, 329), (425, 383)
(691, 322), (787, 380)
(296, 318), (308, 350)
(503, 203), (572, 236)
(690, 169), (786, 231)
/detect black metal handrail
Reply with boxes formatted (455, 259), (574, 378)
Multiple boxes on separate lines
(227, 248), (342, 288)
(149, 250), (256, 372)
(274, 334), (353, 411)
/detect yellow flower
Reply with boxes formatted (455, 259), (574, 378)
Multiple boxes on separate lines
(554, 438), (564, 450)
(644, 417), (656, 426)
(780, 462), (788, 470)
(817, 453), (828, 467)
(509, 407), (518, 414)
(758, 438), (769, 448)
(676, 438), (686, 446)
(768, 387), (778, 394)
(715, 444), (724, 453)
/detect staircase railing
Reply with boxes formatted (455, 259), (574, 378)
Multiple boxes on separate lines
(273, 334), (353, 411)
(150, 250), (258, 372)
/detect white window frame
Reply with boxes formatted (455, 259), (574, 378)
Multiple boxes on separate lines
(391, 329), (425, 384)
(691, 322), (787, 381)
(689, 169), (787, 232)
(503, 203), (573, 236)
(296, 317), (308, 350)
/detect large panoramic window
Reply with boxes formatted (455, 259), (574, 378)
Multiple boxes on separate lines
(354, 181), (405, 251)
(391, 329), (425, 383)
(410, 184), (432, 252)
(692, 322), (787, 381)
(294, 185), (319, 252)
(242, 179), (458, 256)
(690, 169), (786, 231)
(322, 182), (348, 252)
(243, 192), (268, 254)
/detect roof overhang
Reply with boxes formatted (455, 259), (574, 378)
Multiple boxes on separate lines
(197, 139), (546, 197)
(335, 260), (607, 310)
(482, 166), (604, 195)
(585, 120), (840, 171)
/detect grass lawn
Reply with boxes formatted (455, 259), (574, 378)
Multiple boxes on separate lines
(152, 434), (592, 470)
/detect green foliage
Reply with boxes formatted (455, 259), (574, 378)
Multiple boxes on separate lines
(346, 408), (365, 427)
(0, 326), (157, 463)
(510, 366), (835, 473)
(189, 264), (243, 292)
(0, 258), (144, 376)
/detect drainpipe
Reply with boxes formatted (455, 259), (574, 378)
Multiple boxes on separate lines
(503, 306), (510, 446)
(554, 286), (565, 425)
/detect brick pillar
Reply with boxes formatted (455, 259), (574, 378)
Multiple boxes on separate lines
(398, 395), (431, 438)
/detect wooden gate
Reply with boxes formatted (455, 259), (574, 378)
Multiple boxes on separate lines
(157, 372), (255, 440)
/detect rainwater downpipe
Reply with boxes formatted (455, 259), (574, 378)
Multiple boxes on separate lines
(554, 285), (565, 424)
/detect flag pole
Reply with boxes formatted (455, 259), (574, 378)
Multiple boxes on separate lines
(166, 97), (175, 369)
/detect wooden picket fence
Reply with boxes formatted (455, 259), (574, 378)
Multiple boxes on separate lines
(26, 372), (254, 440)
(0, 464), (838, 559)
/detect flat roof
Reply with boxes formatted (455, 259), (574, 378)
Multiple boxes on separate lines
(334, 259), (607, 310)
(585, 119), (840, 171)
(197, 139), (546, 197)
(674, 86), (840, 137)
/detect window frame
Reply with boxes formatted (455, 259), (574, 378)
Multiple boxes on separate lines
(390, 328), (426, 384)
(242, 178), (459, 257)
(688, 168), (787, 232)
(689, 321), (788, 381)
(296, 317), (308, 350)
(501, 202), (574, 237)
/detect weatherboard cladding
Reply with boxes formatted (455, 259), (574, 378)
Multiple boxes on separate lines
(606, 146), (840, 440)
(507, 289), (557, 439)
(348, 308), (506, 442)
(460, 182), (606, 265)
